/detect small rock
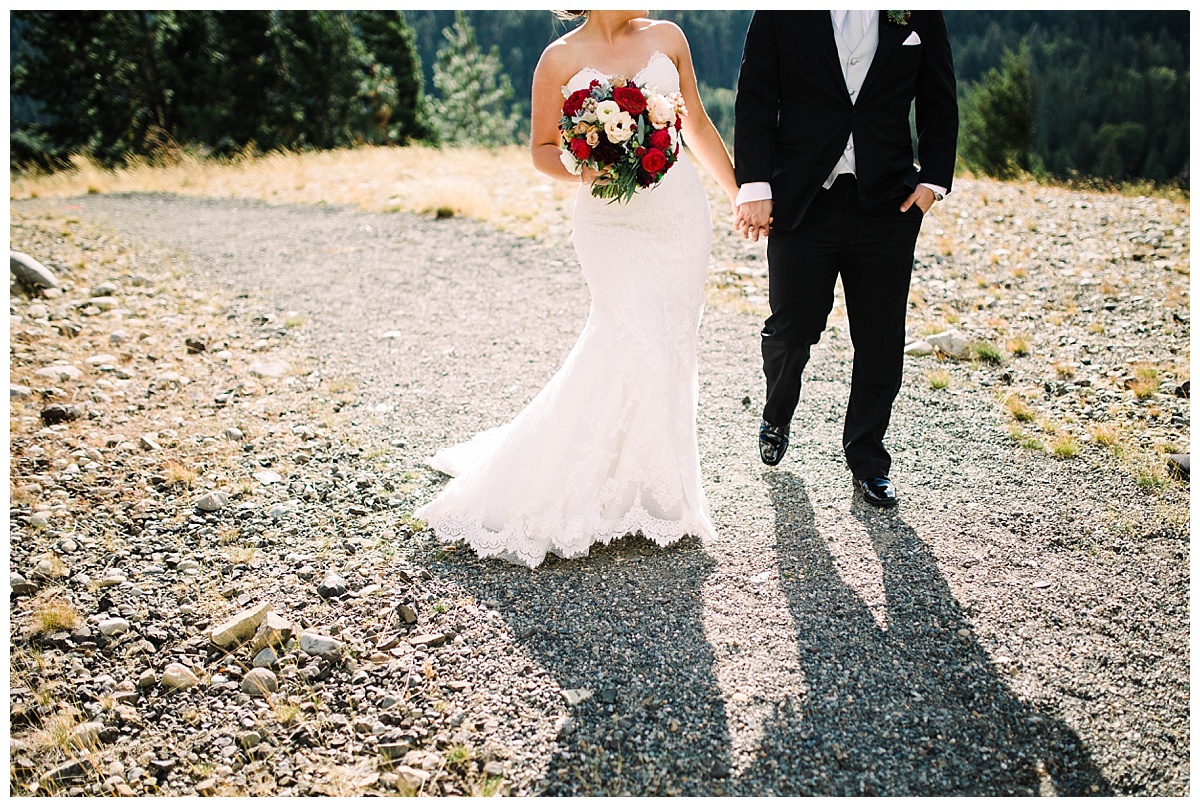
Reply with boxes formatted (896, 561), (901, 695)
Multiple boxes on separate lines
(482, 761), (505, 777)
(317, 572), (348, 599)
(160, 663), (200, 691)
(85, 354), (119, 367)
(139, 434), (161, 451)
(98, 617), (130, 637)
(40, 403), (82, 425)
(240, 668), (278, 697)
(34, 364), (83, 383)
(252, 647), (279, 669)
(925, 328), (971, 359)
(29, 512), (51, 529)
(379, 742), (413, 761)
(903, 339), (934, 356)
(69, 722), (104, 750)
(11, 573), (39, 597)
(40, 758), (88, 787)
(209, 602), (272, 650)
(1167, 453), (1189, 480)
(195, 777), (217, 796)
(408, 632), (447, 648)
(83, 296), (119, 311)
(253, 470), (282, 485)
(11, 251), (60, 290)
(223, 427), (244, 441)
(299, 632), (344, 659)
(561, 688), (593, 707)
(96, 572), (127, 588)
(195, 490), (229, 512)
(393, 765), (430, 789)
(185, 337), (207, 354)
(249, 611), (294, 654)
(137, 670), (157, 689)
(248, 361), (288, 379)
(11, 384), (33, 399)
(397, 603), (418, 624)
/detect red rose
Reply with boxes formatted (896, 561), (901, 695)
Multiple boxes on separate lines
(563, 87), (592, 117)
(613, 85), (647, 116)
(647, 128), (671, 151)
(569, 137), (591, 161)
(640, 147), (667, 174)
(675, 116), (682, 131)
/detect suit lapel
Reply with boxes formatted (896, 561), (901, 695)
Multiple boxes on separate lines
(859, 11), (905, 100)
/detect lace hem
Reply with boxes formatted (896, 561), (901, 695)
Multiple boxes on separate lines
(415, 499), (716, 569)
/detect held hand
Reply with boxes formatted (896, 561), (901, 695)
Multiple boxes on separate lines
(580, 165), (611, 187)
(736, 199), (774, 241)
(901, 185), (936, 215)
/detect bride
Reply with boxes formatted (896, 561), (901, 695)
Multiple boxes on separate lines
(414, 10), (739, 568)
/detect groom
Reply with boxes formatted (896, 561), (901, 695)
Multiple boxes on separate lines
(734, 10), (958, 506)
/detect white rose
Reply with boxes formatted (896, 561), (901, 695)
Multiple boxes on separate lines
(595, 100), (620, 123)
(645, 94), (675, 127)
(603, 111), (636, 144)
(560, 150), (582, 175)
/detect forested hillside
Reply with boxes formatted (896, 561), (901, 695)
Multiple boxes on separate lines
(10, 10), (1189, 185)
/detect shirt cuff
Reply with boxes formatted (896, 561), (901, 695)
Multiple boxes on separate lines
(736, 182), (773, 206)
(919, 182), (947, 198)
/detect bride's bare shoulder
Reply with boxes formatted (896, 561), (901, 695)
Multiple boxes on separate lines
(634, 18), (689, 56)
(536, 30), (587, 73)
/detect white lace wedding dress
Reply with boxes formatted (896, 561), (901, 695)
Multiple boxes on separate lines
(414, 51), (716, 568)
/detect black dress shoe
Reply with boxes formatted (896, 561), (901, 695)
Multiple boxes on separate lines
(857, 476), (899, 507)
(759, 420), (790, 466)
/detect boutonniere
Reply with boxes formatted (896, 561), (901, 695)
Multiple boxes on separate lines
(887, 10), (911, 26)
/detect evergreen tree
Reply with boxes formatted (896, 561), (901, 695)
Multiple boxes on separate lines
(266, 11), (365, 149)
(959, 47), (1035, 179)
(350, 10), (430, 144)
(427, 12), (522, 146)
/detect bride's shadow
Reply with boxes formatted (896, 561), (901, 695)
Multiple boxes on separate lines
(737, 471), (1112, 796)
(425, 535), (731, 796)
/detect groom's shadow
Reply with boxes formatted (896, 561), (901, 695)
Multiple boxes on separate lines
(736, 472), (1112, 796)
(425, 535), (731, 796)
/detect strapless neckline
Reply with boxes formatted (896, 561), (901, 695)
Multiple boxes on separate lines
(565, 50), (673, 91)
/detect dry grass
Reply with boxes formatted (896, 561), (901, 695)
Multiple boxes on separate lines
(30, 595), (81, 635)
(11, 146), (580, 240)
(927, 369), (951, 390)
(1049, 433), (1081, 459)
(1004, 394), (1037, 423)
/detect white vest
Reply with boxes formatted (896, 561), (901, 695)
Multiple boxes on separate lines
(824, 11), (880, 188)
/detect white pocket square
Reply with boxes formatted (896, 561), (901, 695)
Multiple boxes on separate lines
(902, 31), (921, 46)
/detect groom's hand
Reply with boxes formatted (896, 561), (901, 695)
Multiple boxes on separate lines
(736, 200), (774, 241)
(901, 185), (936, 215)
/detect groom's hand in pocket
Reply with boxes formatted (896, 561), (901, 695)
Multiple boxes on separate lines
(736, 200), (774, 242)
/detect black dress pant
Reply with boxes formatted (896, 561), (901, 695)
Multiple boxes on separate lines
(761, 174), (923, 480)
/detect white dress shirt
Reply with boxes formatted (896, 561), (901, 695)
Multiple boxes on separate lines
(736, 10), (947, 206)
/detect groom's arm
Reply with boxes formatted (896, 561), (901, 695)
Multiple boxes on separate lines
(914, 11), (958, 193)
(735, 11), (780, 237)
(735, 11), (780, 190)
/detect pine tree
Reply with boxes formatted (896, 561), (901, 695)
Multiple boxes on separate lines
(959, 47), (1035, 179)
(427, 11), (522, 146)
(350, 10), (431, 144)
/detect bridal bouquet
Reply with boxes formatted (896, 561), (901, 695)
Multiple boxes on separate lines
(559, 77), (687, 203)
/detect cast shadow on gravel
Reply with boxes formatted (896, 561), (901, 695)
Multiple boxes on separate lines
(736, 471), (1113, 796)
(428, 535), (733, 796)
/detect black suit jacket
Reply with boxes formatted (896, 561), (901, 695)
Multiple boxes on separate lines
(735, 10), (958, 232)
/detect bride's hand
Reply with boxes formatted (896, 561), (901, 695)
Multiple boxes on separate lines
(580, 165), (610, 186)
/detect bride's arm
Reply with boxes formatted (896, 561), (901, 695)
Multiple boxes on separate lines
(531, 44), (603, 185)
(662, 23), (738, 205)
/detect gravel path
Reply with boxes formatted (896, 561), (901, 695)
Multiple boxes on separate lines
(9, 186), (1188, 796)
